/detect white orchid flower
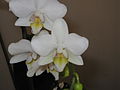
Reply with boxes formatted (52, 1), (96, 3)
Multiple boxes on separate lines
(8, 39), (38, 64)
(26, 61), (59, 80)
(9, 0), (67, 34)
(31, 19), (89, 72)
(8, 39), (39, 76)
(8, 30), (49, 64)
(8, 30), (59, 79)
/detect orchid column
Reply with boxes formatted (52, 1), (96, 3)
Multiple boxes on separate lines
(7, 0), (89, 90)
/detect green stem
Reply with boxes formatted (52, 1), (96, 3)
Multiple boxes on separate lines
(71, 64), (75, 73)
(74, 72), (80, 83)
(70, 77), (76, 90)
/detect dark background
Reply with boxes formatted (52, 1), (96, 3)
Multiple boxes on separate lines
(0, 0), (120, 90)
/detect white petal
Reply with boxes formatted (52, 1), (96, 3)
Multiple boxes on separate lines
(31, 25), (42, 34)
(31, 34), (57, 56)
(38, 56), (53, 65)
(32, 53), (37, 59)
(38, 51), (55, 65)
(32, 30), (49, 40)
(35, 0), (49, 9)
(62, 49), (68, 58)
(41, 0), (67, 20)
(38, 30), (49, 36)
(34, 12), (44, 22)
(25, 59), (33, 70)
(50, 71), (59, 80)
(10, 53), (29, 64)
(67, 50), (84, 65)
(26, 60), (39, 69)
(15, 16), (31, 26)
(52, 19), (69, 53)
(26, 61), (32, 70)
(43, 15), (53, 31)
(64, 33), (89, 56)
(36, 68), (44, 76)
(27, 60), (39, 77)
(36, 65), (48, 76)
(31, 60), (40, 69)
(26, 56), (33, 63)
(8, 39), (33, 55)
(9, 0), (35, 17)
(27, 68), (36, 77)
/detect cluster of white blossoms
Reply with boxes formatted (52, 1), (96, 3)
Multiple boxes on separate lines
(8, 0), (89, 81)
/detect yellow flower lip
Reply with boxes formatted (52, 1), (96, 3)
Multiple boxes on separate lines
(30, 16), (44, 34)
(34, 17), (42, 23)
(30, 17), (43, 27)
(53, 53), (68, 72)
(54, 53), (68, 62)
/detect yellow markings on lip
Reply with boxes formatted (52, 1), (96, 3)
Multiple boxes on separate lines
(53, 53), (68, 69)
(54, 57), (68, 67)
(30, 17), (44, 30)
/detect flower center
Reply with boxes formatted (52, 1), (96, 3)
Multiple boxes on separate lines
(53, 53), (68, 69)
(54, 53), (68, 62)
(30, 16), (43, 28)
(30, 14), (44, 34)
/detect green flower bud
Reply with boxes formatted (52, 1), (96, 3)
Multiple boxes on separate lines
(64, 66), (70, 77)
(73, 83), (83, 90)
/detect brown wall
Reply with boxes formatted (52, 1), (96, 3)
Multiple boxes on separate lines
(0, 1), (21, 90)
(0, 0), (120, 90)
(0, 43), (15, 90)
(62, 0), (120, 90)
